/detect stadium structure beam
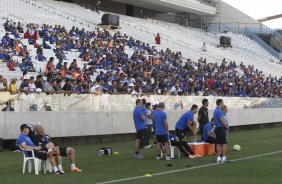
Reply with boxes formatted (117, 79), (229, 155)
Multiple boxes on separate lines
(258, 14), (282, 22)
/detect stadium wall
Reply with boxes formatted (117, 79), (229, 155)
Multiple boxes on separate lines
(1, 108), (282, 140)
(1, 93), (281, 112)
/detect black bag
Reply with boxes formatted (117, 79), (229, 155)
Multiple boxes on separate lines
(98, 147), (112, 156)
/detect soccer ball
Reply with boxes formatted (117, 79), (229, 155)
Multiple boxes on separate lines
(233, 144), (241, 151)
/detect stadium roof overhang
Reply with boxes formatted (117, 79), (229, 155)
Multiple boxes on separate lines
(110, 0), (217, 15)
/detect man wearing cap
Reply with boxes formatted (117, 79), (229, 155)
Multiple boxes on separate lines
(99, 55), (107, 69)
(19, 75), (30, 94)
(175, 104), (198, 142)
(17, 124), (63, 174)
(153, 102), (172, 160)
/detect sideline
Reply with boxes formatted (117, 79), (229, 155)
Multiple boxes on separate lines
(96, 150), (282, 184)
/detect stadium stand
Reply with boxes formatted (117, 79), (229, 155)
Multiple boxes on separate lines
(0, 0), (281, 102)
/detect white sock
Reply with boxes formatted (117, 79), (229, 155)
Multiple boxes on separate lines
(222, 156), (226, 161)
(58, 165), (63, 170)
(53, 166), (58, 172)
(71, 164), (76, 169)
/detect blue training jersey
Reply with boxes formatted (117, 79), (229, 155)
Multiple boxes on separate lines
(175, 110), (194, 130)
(213, 106), (224, 127)
(133, 106), (146, 131)
(203, 122), (214, 142)
(153, 110), (167, 135)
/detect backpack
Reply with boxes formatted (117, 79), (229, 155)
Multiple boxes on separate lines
(98, 147), (112, 156)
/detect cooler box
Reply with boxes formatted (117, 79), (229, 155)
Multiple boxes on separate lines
(204, 143), (216, 155)
(188, 142), (205, 155)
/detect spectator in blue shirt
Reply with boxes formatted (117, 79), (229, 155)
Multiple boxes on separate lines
(133, 99), (146, 159)
(2, 33), (12, 46)
(36, 54), (46, 61)
(175, 104), (198, 142)
(56, 59), (63, 70)
(213, 99), (229, 163)
(153, 102), (172, 160)
(43, 39), (51, 49)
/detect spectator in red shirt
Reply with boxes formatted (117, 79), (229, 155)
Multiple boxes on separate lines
(207, 78), (215, 88)
(32, 31), (38, 41)
(24, 29), (31, 39)
(7, 58), (16, 71)
(155, 33), (160, 45)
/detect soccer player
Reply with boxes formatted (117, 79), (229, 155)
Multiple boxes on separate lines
(153, 102), (172, 160)
(175, 104), (198, 142)
(133, 99), (146, 159)
(213, 99), (229, 163)
(198, 99), (209, 141)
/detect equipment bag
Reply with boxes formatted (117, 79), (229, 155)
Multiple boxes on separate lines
(98, 147), (113, 156)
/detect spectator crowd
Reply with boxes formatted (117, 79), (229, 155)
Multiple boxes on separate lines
(0, 20), (281, 98)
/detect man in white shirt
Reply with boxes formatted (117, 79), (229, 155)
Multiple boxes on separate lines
(28, 77), (36, 92)
(143, 103), (153, 149)
(221, 105), (229, 136)
(201, 42), (207, 52)
(90, 81), (102, 95)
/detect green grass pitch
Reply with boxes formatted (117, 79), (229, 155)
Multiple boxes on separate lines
(0, 127), (282, 184)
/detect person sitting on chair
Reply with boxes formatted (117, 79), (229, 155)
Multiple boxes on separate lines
(175, 105), (199, 142)
(33, 124), (82, 173)
(203, 118), (217, 154)
(16, 124), (63, 175)
(203, 118), (216, 144)
(168, 134), (201, 158)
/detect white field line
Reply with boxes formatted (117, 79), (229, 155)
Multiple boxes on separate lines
(96, 150), (282, 184)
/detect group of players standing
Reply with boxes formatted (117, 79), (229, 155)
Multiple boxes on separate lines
(133, 98), (229, 163)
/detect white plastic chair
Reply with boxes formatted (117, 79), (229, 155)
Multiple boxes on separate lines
(160, 141), (181, 159)
(19, 146), (47, 175)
